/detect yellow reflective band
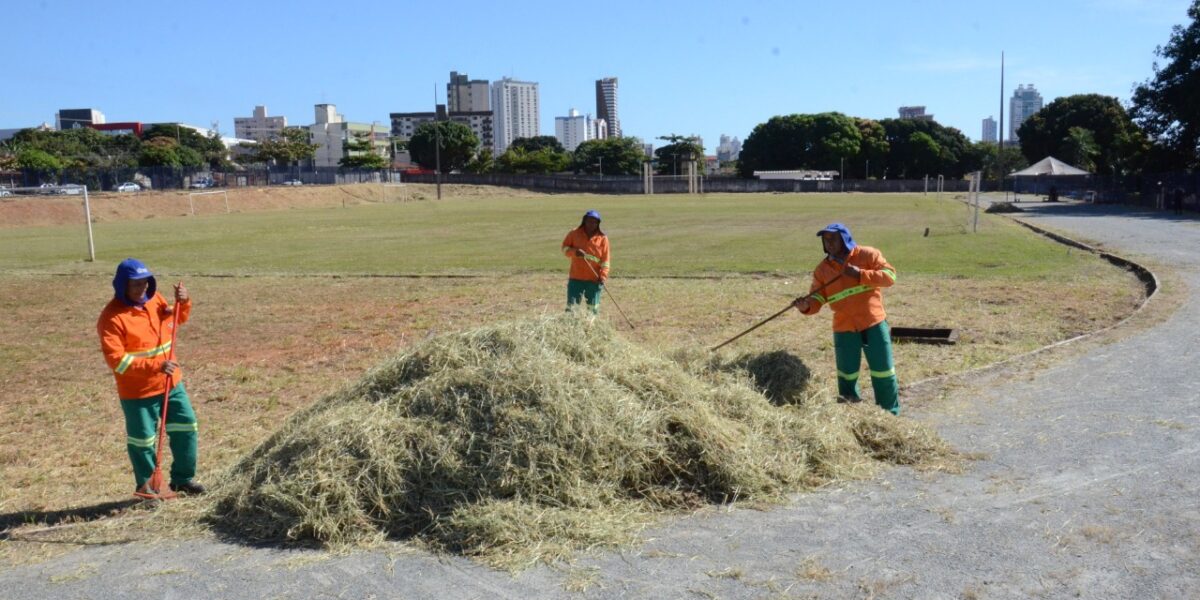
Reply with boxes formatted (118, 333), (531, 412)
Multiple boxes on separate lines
(127, 435), (156, 448)
(600, 261), (610, 268)
(811, 293), (826, 304)
(882, 269), (896, 282)
(129, 341), (171, 358)
(870, 368), (896, 379)
(562, 246), (573, 254)
(826, 284), (873, 304)
(582, 252), (602, 264)
(165, 422), (198, 433)
(115, 354), (134, 374)
(837, 370), (859, 381)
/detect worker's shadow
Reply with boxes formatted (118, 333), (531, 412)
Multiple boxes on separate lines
(0, 499), (141, 541)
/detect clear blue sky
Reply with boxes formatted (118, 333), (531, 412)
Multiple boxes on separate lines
(3, 0), (1191, 153)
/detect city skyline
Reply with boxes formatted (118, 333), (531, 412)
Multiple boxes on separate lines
(1, 0), (1191, 154)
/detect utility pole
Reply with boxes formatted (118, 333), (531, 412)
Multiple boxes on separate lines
(433, 83), (442, 200)
(1000, 51), (1006, 201)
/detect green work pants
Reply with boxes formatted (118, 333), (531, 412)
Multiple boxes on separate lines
(120, 382), (199, 488)
(833, 320), (900, 415)
(566, 278), (602, 314)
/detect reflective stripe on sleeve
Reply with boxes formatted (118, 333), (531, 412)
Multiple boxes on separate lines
(881, 269), (896, 282)
(115, 354), (135, 374)
(826, 284), (873, 304)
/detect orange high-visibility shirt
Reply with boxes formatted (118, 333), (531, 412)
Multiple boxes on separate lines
(561, 226), (610, 282)
(97, 293), (191, 399)
(799, 245), (896, 332)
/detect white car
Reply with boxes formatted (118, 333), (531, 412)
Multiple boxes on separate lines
(190, 179), (213, 189)
(0, 188), (11, 197)
(60, 184), (84, 195)
(116, 182), (141, 193)
(282, 179), (303, 186)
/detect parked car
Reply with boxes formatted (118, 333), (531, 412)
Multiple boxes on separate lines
(60, 184), (84, 195)
(0, 187), (12, 197)
(116, 182), (141, 193)
(190, 179), (213, 189)
(282, 179), (303, 186)
(38, 183), (58, 195)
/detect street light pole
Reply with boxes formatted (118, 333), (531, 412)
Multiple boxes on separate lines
(596, 156), (603, 178)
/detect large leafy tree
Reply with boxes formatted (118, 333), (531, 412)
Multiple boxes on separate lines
(737, 112), (862, 177)
(1060, 127), (1100, 173)
(877, 119), (972, 179)
(408, 121), (479, 173)
(143, 123), (226, 168)
(1017, 94), (1147, 175)
(1131, 0), (1200, 170)
(495, 147), (571, 174)
(509, 136), (565, 154)
(249, 128), (318, 166)
(572, 137), (646, 175)
(339, 132), (389, 169)
(653, 134), (705, 175)
(10, 127), (140, 169)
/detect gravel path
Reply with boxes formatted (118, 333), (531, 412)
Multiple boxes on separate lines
(4, 199), (1198, 599)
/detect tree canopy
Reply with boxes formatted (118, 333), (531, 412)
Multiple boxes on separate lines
(1131, 0), (1200, 170)
(496, 147), (570, 174)
(408, 121), (480, 173)
(572, 137), (646, 176)
(1017, 94), (1147, 175)
(339, 132), (389, 169)
(653, 134), (705, 175)
(248, 128), (318, 165)
(508, 136), (565, 154)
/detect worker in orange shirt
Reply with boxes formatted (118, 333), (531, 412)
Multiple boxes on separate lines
(561, 210), (610, 314)
(793, 223), (900, 415)
(97, 258), (205, 496)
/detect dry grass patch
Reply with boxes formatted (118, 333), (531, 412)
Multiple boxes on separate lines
(204, 316), (958, 569)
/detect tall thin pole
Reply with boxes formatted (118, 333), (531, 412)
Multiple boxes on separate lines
(999, 51), (1005, 199)
(83, 185), (95, 261)
(433, 83), (442, 200)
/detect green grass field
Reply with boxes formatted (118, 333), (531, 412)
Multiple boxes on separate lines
(1, 193), (1091, 279)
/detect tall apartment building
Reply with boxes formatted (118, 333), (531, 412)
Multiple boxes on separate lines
(981, 116), (998, 143)
(390, 104), (494, 153)
(1009, 84), (1044, 142)
(595, 77), (620, 138)
(491, 77), (540, 155)
(447, 71), (490, 113)
(56, 108), (105, 130)
(309, 104), (388, 168)
(716, 134), (742, 162)
(898, 106), (934, 121)
(234, 105), (287, 141)
(554, 108), (593, 152)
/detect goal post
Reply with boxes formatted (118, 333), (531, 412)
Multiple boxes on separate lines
(2, 184), (95, 261)
(382, 182), (408, 203)
(187, 190), (230, 215)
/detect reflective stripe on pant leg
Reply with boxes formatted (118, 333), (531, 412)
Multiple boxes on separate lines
(863, 320), (900, 415)
(164, 383), (199, 485)
(120, 396), (160, 487)
(833, 330), (863, 399)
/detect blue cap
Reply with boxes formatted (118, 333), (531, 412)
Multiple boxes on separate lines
(583, 209), (602, 221)
(112, 258), (157, 307)
(816, 223), (857, 251)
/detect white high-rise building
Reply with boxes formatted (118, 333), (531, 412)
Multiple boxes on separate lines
(235, 105), (288, 141)
(593, 118), (608, 141)
(491, 77), (540, 155)
(717, 134), (742, 162)
(1009, 84), (1044, 142)
(595, 77), (620, 138)
(981, 116), (998, 143)
(554, 108), (592, 152)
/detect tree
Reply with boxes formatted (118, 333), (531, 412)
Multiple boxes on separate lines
(496, 147), (570, 174)
(1131, 0), (1200, 170)
(878, 118), (973, 179)
(736, 113), (862, 177)
(653, 134), (705, 175)
(138, 137), (185, 167)
(249, 128), (319, 166)
(408, 121), (479, 173)
(852, 118), (890, 178)
(1018, 94), (1147, 175)
(572, 137), (646, 175)
(339, 132), (388, 169)
(143, 123), (226, 168)
(509, 136), (565, 154)
(1060, 127), (1100, 173)
(463, 148), (494, 174)
(16, 148), (64, 172)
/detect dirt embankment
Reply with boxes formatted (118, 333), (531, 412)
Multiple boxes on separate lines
(0, 183), (546, 228)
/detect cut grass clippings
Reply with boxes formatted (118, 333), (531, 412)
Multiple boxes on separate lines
(206, 315), (959, 570)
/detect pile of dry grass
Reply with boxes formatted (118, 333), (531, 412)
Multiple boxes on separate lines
(207, 315), (957, 568)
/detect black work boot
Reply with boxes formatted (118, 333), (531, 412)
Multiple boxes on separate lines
(169, 480), (207, 495)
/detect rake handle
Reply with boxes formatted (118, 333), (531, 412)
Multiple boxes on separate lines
(709, 265), (847, 352)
